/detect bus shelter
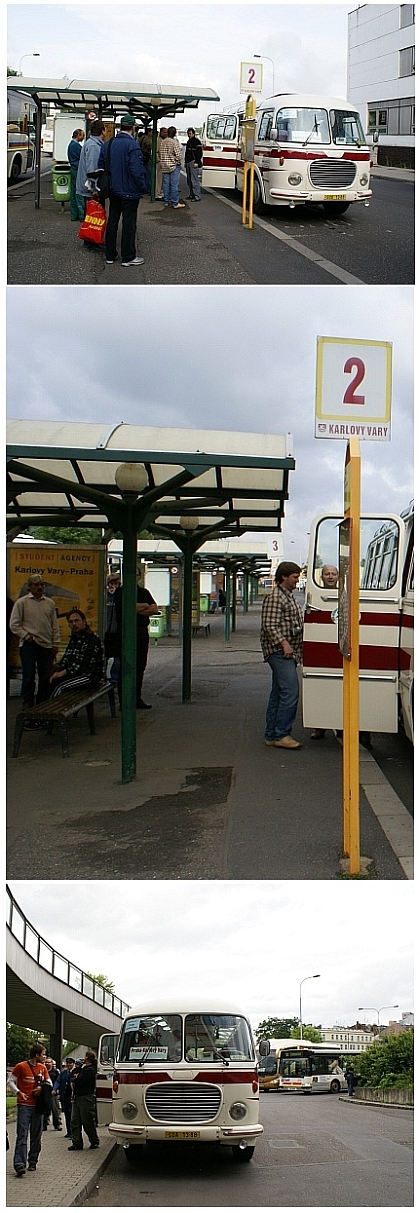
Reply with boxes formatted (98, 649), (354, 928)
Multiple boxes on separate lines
(6, 77), (220, 207)
(7, 420), (295, 782)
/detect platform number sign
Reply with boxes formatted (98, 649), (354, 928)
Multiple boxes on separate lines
(240, 61), (263, 93)
(315, 337), (392, 440)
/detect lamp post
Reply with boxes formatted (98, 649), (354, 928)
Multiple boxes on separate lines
(253, 54), (275, 95)
(358, 1005), (399, 1030)
(19, 53), (40, 74)
(299, 974), (320, 1039)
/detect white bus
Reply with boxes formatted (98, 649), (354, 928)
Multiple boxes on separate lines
(7, 87), (36, 182)
(202, 93), (371, 215)
(97, 1000), (263, 1164)
(258, 1039), (346, 1094)
(302, 503), (414, 741)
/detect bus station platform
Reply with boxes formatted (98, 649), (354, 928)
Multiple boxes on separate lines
(6, 1120), (117, 1208)
(6, 606), (413, 883)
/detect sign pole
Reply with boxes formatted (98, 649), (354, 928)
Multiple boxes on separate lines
(341, 438), (361, 873)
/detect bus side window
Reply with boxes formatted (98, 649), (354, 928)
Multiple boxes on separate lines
(258, 111), (274, 141)
(360, 519), (399, 590)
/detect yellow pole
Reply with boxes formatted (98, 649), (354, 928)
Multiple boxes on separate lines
(248, 161), (255, 229)
(242, 162), (249, 225)
(342, 438), (361, 873)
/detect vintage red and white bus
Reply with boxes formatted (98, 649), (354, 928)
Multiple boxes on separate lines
(97, 1000), (263, 1164)
(202, 93), (372, 215)
(302, 503), (414, 740)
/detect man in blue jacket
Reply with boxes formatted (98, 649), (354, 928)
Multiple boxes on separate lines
(99, 114), (146, 267)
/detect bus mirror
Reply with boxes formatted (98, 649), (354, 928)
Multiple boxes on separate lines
(331, 608), (339, 624)
(259, 1039), (270, 1057)
(270, 127), (278, 141)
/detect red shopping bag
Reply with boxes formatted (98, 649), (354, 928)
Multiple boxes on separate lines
(78, 198), (106, 245)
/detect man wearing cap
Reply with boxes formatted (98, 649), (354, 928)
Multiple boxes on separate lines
(9, 575), (60, 721)
(99, 115), (146, 267)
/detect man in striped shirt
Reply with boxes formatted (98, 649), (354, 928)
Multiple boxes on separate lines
(260, 561), (303, 749)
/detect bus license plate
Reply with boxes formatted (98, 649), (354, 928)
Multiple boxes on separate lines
(165, 1131), (201, 1139)
(323, 193), (346, 201)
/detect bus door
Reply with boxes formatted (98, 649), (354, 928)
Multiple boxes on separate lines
(96, 1032), (119, 1125)
(202, 113), (239, 189)
(302, 514), (406, 733)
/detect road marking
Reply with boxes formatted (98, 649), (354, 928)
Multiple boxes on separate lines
(205, 188), (366, 285)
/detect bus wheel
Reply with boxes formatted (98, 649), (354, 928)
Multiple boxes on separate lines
(323, 201), (350, 215)
(253, 176), (265, 214)
(232, 1145), (255, 1163)
(330, 1079), (341, 1094)
(124, 1145), (144, 1164)
(9, 157), (22, 183)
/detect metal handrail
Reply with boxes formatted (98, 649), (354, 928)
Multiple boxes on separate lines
(6, 884), (130, 1019)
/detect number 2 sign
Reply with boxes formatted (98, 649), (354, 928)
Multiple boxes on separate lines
(240, 62), (263, 93)
(315, 336), (392, 441)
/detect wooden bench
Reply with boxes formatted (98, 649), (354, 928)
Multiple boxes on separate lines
(12, 681), (116, 758)
(192, 619), (211, 638)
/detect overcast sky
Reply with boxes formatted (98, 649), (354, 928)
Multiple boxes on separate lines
(6, 285), (414, 553)
(8, 3), (356, 124)
(8, 880), (414, 1033)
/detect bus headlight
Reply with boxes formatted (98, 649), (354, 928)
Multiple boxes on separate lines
(122, 1101), (138, 1120)
(360, 173), (369, 186)
(288, 173), (302, 186)
(229, 1101), (247, 1120)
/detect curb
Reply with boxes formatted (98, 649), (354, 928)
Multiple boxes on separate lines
(339, 1094), (414, 1110)
(58, 1140), (118, 1207)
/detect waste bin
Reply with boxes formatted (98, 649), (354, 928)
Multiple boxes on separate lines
(199, 594), (210, 614)
(149, 613), (165, 640)
(51, 163), (72, 204)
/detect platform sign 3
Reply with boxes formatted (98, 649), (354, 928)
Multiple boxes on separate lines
(240, 61), (263, 93)
(315, 337), (392, 440)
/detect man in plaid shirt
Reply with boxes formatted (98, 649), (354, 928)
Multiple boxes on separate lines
(260, 561), (303, 749)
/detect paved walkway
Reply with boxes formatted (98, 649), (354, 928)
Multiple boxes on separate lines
(6, 1121), (116, 1208)
(7, 607), (413, 882)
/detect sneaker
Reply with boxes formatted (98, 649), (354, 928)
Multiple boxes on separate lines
(68, 1144), (83, 1151)
(15, 1168), (25, 1177)
(274, 736), (302, 749)
(172, 203), (185, 209)
(193, 196), (201, 201)
(89, 1142), (100, 1149)
(264, 739), (277, 746)
(28, 1164), (36, 1171)
(105, 257), (118, 264)
(310, 729), (326, 740)
(121, 257), (145, 266)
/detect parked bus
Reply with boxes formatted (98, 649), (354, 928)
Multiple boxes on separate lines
(302, 503), (414, 741)
(97, 1000), (263, 1163)
(202, 93), (371, 215)
(7, 87), (36, 182)
(258, 1039), (346, 1094)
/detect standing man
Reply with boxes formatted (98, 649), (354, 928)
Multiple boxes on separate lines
(8, 1043), (52, 1177)
(156, 126), (167, 199)
(43, 1059), (61, 1131)
(160, 125), (185, 209)
(67, 127), (85, 221)
(185, 127), (202, 200)
(68, 1050), (99, 1151)
(9, 574), (60, 723)
(114, 577), (159, 708)
(53, 1058), (75, 1138)
(104, 572), (121, 685)
(260, 561), (303, 749)
(99, 114), (146, 267)
(138, 126), (152, 194)
(75, 120), (106, 214)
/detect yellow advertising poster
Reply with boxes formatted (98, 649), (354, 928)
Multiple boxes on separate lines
(7, 544), (106, 667)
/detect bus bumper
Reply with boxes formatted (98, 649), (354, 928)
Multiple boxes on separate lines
(268, 189), (372, 205)
(109, 1121), (264, 1147)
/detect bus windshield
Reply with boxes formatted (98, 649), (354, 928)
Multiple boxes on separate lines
(185, 1014), (254, 1061)
(330, 109), (366, 146)
(281, 1048), (341, 1078)
(118, 1012), (255, 1063)
(118, 1013), (182, 1063)
(274, 106), (365, 146)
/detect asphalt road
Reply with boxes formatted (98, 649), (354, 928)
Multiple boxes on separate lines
(83, 1095), (413, 1207)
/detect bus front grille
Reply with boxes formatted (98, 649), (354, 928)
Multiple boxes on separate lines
(145, 1082), (222, 1122)
(309, 160), (357, 189)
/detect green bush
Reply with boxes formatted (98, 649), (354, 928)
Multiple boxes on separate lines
(357, 1032), (413, 1089)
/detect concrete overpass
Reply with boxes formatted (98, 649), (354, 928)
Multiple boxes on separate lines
(6, 886), (130, 1060)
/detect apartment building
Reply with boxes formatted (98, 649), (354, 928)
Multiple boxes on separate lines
(347, 4), (415, 167)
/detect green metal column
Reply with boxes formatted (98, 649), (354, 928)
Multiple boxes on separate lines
(224, 562), (231, 641)
(231, 566), (237, 633)
(182, 539), (193, 701)
(243, 571), (249, 613)
(120, 507), (138, 783)
(150, 115), (158, 202)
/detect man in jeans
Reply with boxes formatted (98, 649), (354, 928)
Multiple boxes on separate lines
(8, 1044), (52, 1176)
(260, 561), (303, 749)
(160, 125), (185, 209)
(9, 574), (60, 726)
(99, 115), (146, 267)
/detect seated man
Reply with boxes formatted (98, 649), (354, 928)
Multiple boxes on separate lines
(49, 610), (104, 696)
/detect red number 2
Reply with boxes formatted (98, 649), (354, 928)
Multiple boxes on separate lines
(343, 356), (365, 405)
(248, 68), (255, 83)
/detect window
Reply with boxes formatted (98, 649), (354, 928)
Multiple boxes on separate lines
(399, 46), (415, 76)
(206, 115), (237, 140)
(258, 110), (274, 140)
(118, 1014), (182, 1063)
(185, 1014), (254, 1061)
(400, 5), (414, 28)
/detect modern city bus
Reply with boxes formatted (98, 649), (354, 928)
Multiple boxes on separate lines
(258, 1039), (346, 1094)
(302, 504), (414, 740)
(7, 87), (36, 182)
(97, 1000), (264, 1164)
(202, 93), (371, 215)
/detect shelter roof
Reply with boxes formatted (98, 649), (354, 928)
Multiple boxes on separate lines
(7, 76), (220, 116)
(7, 420), (294, 540)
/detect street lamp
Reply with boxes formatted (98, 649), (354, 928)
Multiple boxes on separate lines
(299, 973), (320, 1039)
(358, 1005), (399, 1027)
(253, 54), (275, 95)
(19, 53), (40, 75)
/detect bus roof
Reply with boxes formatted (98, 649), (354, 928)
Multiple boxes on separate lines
(123, 1000), (251, 1019)
(262, 93), (361, 112)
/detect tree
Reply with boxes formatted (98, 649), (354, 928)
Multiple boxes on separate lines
(255, 1017), (299, 1041)
(6, 1024), (48, 1066)
(29, 526), (100, 545)
(357, 1031), (413, 1089)
(290, 1024), (323, 1043)
(86, 972), (115, 993)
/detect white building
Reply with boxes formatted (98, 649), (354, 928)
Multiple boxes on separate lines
(320, 1026), (376, 1053)
(347, 4), (415, 167)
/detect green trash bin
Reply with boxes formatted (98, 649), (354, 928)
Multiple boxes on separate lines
(149, 613), (165, 641)
(51, 163), (72, 204)
(199, 594), (210, 614)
